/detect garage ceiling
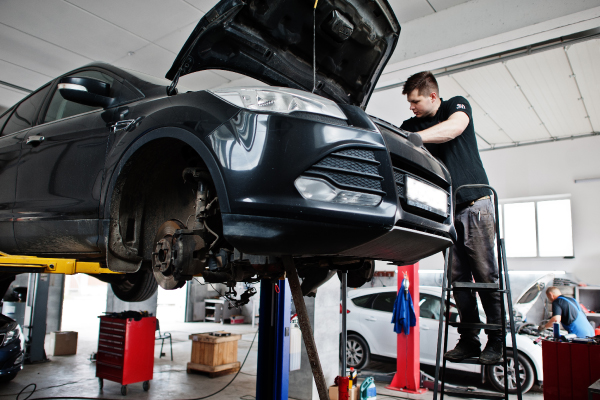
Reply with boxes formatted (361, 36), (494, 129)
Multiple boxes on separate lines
(367, 39), (600, 151)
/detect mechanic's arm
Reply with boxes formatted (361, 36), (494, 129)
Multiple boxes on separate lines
(419, 112), (470, 144)
(540, 315), (561, 330)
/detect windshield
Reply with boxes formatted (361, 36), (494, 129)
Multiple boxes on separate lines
(517, 284), (544, 304)
(121, 68), (172, 87)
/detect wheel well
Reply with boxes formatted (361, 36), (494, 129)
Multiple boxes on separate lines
(109, 138), (215, 262)
(490, 348), (538, 384)
(513, 349), (538, 383)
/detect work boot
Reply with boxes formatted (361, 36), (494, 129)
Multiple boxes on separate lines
(444, 337), (481, 362)
(479, 338), (503, 365)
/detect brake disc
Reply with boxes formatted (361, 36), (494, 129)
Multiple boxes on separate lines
(152, 220), (204, 290)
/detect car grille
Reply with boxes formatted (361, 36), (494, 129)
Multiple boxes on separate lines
(305, 148), (384, 194)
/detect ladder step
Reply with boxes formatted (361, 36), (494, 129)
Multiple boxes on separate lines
(448, 322), (502, 330)
(452, 282), (499, 291)
(443, 388), (506, 399)
(445, 357), (504, 365)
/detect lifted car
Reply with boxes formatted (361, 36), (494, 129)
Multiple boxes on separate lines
(0, 0), (454, 302)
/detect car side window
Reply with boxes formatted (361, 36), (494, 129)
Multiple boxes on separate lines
(372, 292), (396, 313)
(0, 107), (14, 136)
(44, 70), (115, 123)
(420, 294), (441, 320)
(419, 293), (460, 322)
(351, 295), (373, 309)
(3, 84), (52, 135)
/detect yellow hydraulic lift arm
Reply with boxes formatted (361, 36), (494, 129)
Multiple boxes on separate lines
(0, 251), (123, 275)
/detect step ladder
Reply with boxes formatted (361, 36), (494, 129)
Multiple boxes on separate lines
(433, 184), (523, 400)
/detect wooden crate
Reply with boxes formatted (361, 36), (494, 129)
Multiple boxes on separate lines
(187, 332), (241, 378)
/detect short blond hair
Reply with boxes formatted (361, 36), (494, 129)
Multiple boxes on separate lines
(546, 286), (561, 296)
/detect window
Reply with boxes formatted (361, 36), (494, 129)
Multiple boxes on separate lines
(3, 84), (51, 135)
(500, 196), (573, 258)
(0, 107), (14, 135)
(351, 295), (372, 309)
(418, 293), (460, 322)
(419, 294), (441, 320)
(44, 71), (115, 123)
(372, 292), (396, 313)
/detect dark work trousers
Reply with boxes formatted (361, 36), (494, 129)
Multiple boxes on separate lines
(451, 197), (503, 342)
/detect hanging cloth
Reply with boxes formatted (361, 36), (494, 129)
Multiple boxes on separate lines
(391, 278), (416, 334)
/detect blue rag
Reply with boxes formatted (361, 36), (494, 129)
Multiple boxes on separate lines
(391, 279), (417, 334)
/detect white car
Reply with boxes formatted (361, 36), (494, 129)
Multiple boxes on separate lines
(344, 274), (554, 393)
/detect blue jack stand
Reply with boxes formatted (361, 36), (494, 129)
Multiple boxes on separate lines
(256, 279), (290, 400)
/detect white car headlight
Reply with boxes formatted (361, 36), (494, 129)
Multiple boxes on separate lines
(405, 176), (448, 217)
(209, 87), (347, 120)
(3, 325), (20, 346)
(295, 176), (382, 207)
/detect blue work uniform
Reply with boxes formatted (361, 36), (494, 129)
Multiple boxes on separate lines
(555, 296), (595, 338)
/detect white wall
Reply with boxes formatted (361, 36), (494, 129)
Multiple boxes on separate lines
(418, 135), (600, 284)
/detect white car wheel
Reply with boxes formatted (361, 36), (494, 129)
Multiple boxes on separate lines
(486, 350), (534, 394)
(346, 334), (370, 370)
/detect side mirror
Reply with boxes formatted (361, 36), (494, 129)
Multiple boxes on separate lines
(58, 77), (115, 108)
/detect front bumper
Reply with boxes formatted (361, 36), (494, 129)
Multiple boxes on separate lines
(223, 214), (452, 264)
(208, 108), (454, 262)
(0, 339), (23, 373)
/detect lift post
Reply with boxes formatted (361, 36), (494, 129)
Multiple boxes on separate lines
(0, 252), (121, 362)
(386, 263), (426, 394)
(256, 278), (291, 400)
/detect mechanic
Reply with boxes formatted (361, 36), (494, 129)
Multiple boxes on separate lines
(540, 287), (594, 338)
(399, 71), (502, 364)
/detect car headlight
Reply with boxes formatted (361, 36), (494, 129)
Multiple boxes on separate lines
(3, 325), (20, 346)
(209, 87), (347, 120)
(405, 176), (448, 217)
(294, 176), (382, 207)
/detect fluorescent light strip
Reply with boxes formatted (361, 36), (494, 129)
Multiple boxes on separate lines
(574, 177), (600, 183)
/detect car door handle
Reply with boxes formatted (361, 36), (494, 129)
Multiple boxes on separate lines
(421, 325), (430, 330)
(26, 135), (45, 145)
(366, 317), (377, 322)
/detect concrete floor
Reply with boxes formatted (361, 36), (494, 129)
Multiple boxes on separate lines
(0, 319), (543, 400)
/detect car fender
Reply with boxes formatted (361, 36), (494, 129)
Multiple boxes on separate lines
(506, 335), (544, 382)
(98, 126), (230, 263)
(104, 126), (229, 217)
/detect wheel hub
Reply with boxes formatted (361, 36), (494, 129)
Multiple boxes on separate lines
(153, 238), (173, 273)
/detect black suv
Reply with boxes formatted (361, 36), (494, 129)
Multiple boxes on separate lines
(0, 0), (454, 301)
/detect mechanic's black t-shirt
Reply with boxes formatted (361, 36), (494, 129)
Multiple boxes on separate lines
(552, 296), (578, 325)
(400, 97), (491, 205)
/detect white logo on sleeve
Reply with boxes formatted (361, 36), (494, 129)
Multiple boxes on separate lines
(457, 104), (466, 110)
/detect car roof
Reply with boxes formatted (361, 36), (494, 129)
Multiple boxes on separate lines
(347, 285), (442, 298)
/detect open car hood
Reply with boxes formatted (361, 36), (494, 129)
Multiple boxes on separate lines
(166, 0), (400, 109)
(513, 273), (555, 320)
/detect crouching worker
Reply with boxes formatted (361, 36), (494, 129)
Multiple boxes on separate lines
(540, 286), (594, 338)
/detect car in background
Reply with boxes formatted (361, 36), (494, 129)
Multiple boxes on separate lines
(344, 274), (554, 393)
(0, 314), (24, 382)
(0, 0), (455, 302)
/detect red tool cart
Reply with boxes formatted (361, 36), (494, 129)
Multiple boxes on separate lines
(542, 339), (600, 400)
(96, 315), (156, 395)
